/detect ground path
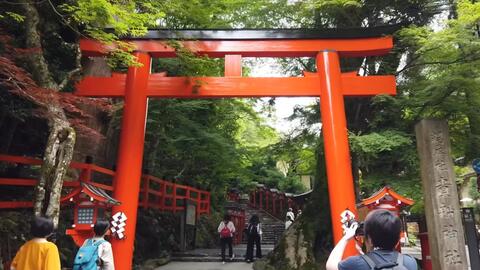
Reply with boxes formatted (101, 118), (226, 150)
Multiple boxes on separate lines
(155, 262), (253, 270)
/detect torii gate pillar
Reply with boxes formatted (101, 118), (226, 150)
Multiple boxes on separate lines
(111, 52), (150, 270)
(317, 51), (357, 255)
(76, 29), (398, 268)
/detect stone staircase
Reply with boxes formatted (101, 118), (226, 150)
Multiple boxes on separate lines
(171, 199), (284, 262)
(241, 200), (284, 245)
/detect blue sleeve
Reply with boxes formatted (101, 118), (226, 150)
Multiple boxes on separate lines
(403, 255), (418, 270)
(338, 256), (369, 270)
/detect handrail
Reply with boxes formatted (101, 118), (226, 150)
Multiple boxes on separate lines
(0, 154), (210, 215)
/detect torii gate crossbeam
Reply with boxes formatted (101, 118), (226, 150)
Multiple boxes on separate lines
(76, 29), (396, 270)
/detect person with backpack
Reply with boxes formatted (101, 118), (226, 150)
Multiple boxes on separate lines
(10, 216), (61, 270)
(217, 214), (236, 264)
(326, 209), (417, 270)
(73, 220), (114, 270)
(245, 214), (262, 263)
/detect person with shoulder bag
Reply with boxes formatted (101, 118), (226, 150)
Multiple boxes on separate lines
(245, 214), (262, 263)
(217, 214), (236, 264)
(73, 220), (114, 270)
(326, 209), (417, 270)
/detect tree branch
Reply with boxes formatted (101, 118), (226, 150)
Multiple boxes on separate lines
(396, 54), (480, 75)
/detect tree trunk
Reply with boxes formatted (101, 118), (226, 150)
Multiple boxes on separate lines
(33, 105), (76, 227)
(22, 1), (77, 227)
(21, 2), (57, 89)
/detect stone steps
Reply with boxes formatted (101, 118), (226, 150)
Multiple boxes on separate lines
(242, 204), (284, 245)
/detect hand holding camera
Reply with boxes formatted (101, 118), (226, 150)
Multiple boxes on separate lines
(344, 219), (364, 239)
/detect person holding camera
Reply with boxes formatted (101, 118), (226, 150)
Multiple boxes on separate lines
(326, 209), (417, 270)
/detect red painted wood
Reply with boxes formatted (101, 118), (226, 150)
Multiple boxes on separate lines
(76, 74), (395, 98)
(0, 154), (42, 165)
(317, 51), (357, 257)
(80, 37), (393, 58)
(224, 55), (242, 77)
(0, 201), (33, 208)
(0, 178), (38, 186)
(88, 182), (114, 191)
(110, 52), (151, 270)
(77, 34), (395, 266)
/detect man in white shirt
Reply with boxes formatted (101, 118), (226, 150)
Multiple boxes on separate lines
(82, 220), (115, 270)
(285, 208), (295, 229)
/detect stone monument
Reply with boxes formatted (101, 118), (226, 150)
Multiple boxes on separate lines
(415, 119), (467, 270)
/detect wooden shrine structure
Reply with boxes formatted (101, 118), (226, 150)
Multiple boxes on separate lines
(74, 27), (397, 270)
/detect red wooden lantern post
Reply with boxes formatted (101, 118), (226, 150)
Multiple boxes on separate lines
(279, 193), (285, 215)
(64, 183), (121, 247)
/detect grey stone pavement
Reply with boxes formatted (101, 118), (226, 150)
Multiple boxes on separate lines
(155, 261), (253, 270)
(155, 245), (423, 269)
(171, 244), (274, 259)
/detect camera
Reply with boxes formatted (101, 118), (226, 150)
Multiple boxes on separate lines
(346, 219), (364, 236)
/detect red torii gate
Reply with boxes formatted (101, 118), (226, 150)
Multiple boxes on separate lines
(76, 28), (396, 270)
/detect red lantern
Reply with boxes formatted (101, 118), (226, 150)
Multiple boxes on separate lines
(63, 183), (120, 246)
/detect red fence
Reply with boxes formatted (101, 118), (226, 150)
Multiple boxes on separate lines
(0, 154), (210, 215)
(249, 184), (308, 220)
(140, 175), (210, 216)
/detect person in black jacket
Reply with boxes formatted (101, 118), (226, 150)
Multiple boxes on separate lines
(245, 214), (262, 263)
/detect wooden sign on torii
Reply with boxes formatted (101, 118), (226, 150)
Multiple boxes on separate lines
(76, 28), (397, 270)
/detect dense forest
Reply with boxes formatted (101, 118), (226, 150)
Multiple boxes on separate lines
(0, 0), (479, 269)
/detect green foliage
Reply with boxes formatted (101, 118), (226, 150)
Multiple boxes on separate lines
(61, 0), (164, 39)
(3, 12), (25, 22)
(350, 130), (415, 171)
(159, 41), (224, 77)
(397, 0), (480, 160)
(195, 212), (223, 248)
(3, 0), (479, 267)
(60, 0), (165, 67)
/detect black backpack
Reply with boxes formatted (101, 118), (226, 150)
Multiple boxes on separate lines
(248, 223), (258, 236)
(361, 251), (409, 270)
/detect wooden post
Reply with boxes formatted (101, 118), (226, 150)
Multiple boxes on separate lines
(160, 182), (167, 211)
(259, 190), (263, 209)
(173, 183), (177, 214)
(110, 52), (151, 270)
(272, 193), (277, 216)
(80, 156), (93, 183)
(143, 176), (149, 209)
(207, 193), (211, 215)
(196, 191), (201, 216)
(317, 51), (357, 257)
